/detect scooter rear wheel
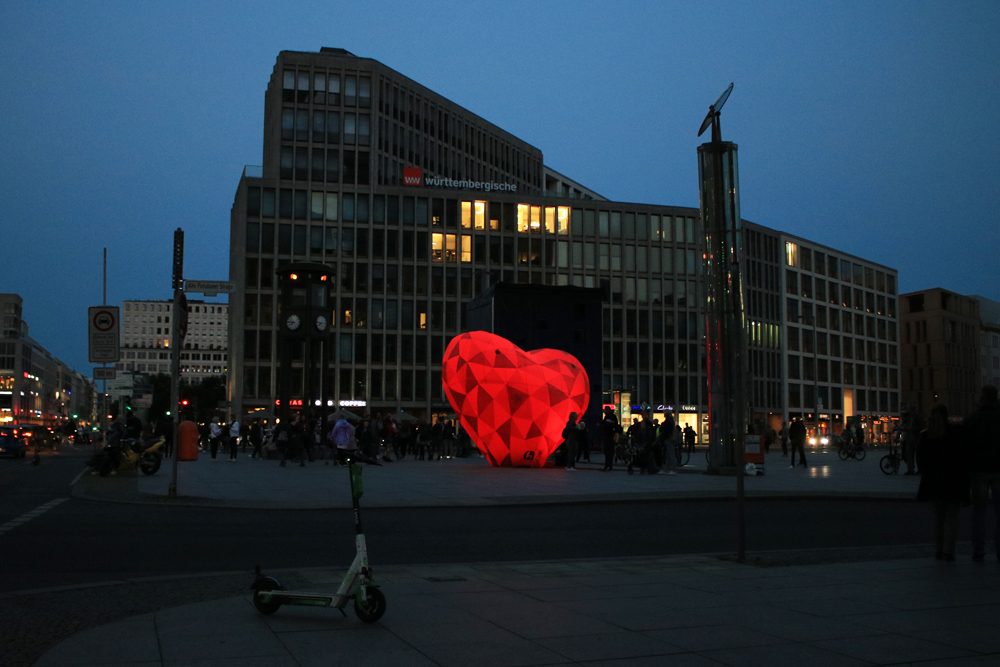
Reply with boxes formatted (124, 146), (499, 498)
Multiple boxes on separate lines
(354, 586), (386, 623)
(252, 577), (283, 615)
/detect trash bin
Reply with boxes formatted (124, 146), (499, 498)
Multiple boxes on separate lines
(178, 420), (199, 461)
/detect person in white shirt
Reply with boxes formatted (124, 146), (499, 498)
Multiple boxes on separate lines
(228, 419), (241, 461)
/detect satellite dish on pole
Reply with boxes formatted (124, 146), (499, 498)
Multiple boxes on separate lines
(698, 82), (734, 139)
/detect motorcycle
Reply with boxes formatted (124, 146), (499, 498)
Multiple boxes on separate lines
(88, 435), (165, 477)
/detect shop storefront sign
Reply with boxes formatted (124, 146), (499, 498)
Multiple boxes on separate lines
(403, 167), (517, 193)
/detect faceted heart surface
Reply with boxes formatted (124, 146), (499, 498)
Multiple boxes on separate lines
(442, 331), (590, 467)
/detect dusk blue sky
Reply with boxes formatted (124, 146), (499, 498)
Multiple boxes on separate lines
(2, 1), (998, 376)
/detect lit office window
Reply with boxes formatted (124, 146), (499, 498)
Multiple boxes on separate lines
(557, 206), (570, 235)
(530, 206), (541, 230)
(545, 207), (555, 234)
(461, 201), (472, 228)
(445, 234), (457, 262)
(474, 201), (486, 229)
(517, 204), (529, 232)
(786, 242), (799, 266)
(431, 233), (444, 261)
(461, 236), (471, 262)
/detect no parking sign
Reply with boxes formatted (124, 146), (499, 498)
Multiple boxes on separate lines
(88, 306), (120, 363)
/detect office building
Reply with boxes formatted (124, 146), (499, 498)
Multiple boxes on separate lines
(119, 299), (228, 381)
(970, 295), (1000, 392)
(227, 48), (901, 440)
(0, 293), (96, 425)
(900, 288), (979, 419)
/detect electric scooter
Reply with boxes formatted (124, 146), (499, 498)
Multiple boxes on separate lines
(250, 454), (386, 623)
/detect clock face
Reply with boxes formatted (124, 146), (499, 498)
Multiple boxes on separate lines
(315, 315), (328, 331)
(286, 314), (301, 331)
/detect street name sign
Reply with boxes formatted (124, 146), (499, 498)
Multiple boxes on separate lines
(88, 306), (120, 363)
(185, 280), (235, 296)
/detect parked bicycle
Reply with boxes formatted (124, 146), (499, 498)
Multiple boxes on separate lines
(880, 440), (902, 475)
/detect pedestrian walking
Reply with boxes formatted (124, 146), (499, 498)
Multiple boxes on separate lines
(209, 420), (222, 461)
(330, 416), (356, 465)
(600, 407), (619, 471)
(431, 417), (444, 461)
(901, 405), (925, 475)
(780, 421), (789, 457)
(228, 417), (240, 461)
(249, 420), (263, 460)
(963, 385), (1000, 562)
(563, 412), (580, 470)
(915, 404), (970, 562)
(655, 416), (678, 475)
(788, 418), (807, 468)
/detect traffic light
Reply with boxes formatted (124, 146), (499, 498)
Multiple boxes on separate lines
(124, 396), (132, 411)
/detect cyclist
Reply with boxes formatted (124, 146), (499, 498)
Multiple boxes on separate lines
(684, 424), (696, 457)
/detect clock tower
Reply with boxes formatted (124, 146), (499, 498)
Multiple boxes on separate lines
(275, 263), (334, 422)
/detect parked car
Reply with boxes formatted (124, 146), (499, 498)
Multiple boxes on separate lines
(0, 426), (27, 458)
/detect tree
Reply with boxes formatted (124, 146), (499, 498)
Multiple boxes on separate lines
(147, 373), (227, 424)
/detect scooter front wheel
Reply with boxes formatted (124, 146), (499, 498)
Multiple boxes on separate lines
(252, 576), (284, 615)
(354, 586), (386, 623)
(139, 455), (161, 475)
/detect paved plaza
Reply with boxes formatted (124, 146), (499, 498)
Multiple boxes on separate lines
(32, 446), (1000, 665)
(73, 446), (922, 509)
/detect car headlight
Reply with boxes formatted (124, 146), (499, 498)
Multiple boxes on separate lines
(821, 437), (829, 445)
(809, 437), (816, 445)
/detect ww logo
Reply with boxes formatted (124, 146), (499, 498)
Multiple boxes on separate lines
(403, 167), (423, 186)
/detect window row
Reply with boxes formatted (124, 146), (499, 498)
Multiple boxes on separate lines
(786, 272), (897, 316)
(602, 341), (705, 372)
(785, 242), (897, 295)
(245, 226), (702, 282)
(279, 147), (370, 185)
(281, 109), (370, 145)
(787, 384), (899, 414)
(786, 301), (897, 339)
(283, 70), (370, 107)
(787, 356), (899, 387)
(788, 330), (898, 362)
(245, 188), (696, 243)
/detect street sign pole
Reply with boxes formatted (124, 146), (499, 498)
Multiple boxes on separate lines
(169, 228), (183, 498)
(103, 248), (107, 435)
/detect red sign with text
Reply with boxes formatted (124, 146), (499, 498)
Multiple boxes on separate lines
(403, 167), (422, 186)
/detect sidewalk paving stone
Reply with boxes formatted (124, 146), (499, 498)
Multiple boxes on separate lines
(33, 554), (1000, 667)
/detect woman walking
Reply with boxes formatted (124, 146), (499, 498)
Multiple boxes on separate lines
(916, 404), (970, 561)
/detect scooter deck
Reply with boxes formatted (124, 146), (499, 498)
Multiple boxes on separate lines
(258, 591), (350, 608)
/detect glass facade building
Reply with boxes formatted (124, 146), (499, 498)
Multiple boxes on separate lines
(227, 48), (902, 437)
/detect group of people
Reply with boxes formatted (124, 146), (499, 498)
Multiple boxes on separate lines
(575, 407), (696, 475)
(199, 412), (477, 468)
(911, 386), (1000, 563)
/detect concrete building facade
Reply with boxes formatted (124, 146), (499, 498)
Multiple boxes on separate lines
(119, 299), (229, 382)
(900, 288), (980, 419)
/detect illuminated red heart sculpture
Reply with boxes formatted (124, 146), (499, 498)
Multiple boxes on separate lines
(442, 331), (590, 467)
